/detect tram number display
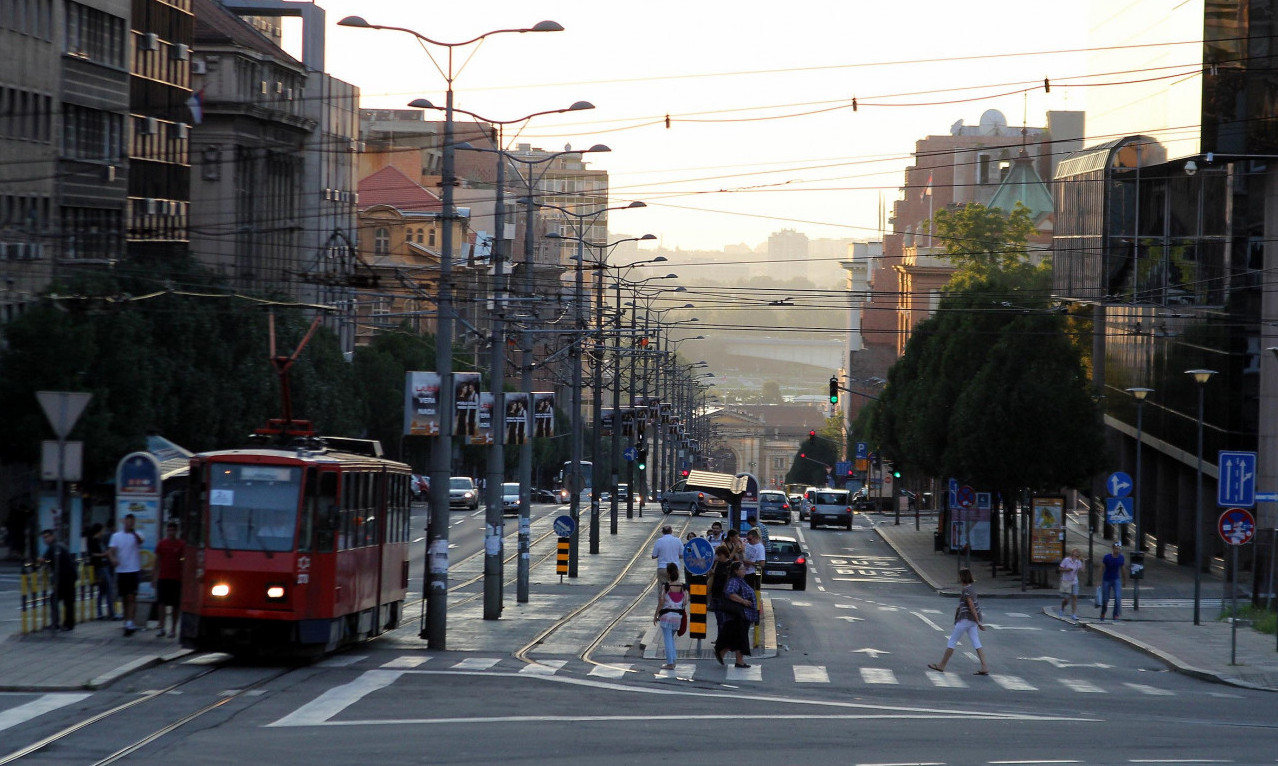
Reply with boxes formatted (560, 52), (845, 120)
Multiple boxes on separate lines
(239, 466), (295, 482)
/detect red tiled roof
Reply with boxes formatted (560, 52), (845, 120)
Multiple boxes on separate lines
(358, 166), (442, 213)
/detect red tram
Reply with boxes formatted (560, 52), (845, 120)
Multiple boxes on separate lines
(177, 434), (412, 656)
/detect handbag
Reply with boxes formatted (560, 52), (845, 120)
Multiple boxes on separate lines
(677, 610), (688, 637)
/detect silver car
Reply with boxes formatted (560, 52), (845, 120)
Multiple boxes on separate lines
(501, 482), (521, 516)
(449, 477), (478, 509)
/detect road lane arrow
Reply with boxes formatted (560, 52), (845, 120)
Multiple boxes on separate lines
(1019, 656), (1114, 669)
(851, 648), (891, 658)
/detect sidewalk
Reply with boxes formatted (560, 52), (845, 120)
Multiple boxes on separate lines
(871, 511), (1278, 691)
(1, 513), (775, 691)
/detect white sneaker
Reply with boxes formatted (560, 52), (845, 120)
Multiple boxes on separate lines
(1071, 614), (1079, 620)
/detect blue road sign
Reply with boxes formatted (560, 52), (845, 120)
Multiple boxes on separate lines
(976, 492), (991, 511)
(834, 460), (851, 476)
(683, 537), (715, 576)
(1256, 492), (1278, 503)
(948, 478), (958, 508)
(1218, 451), (1257, 508)
(553, 515), (576, 538)
(855, 442), (868, 459)
(623, 446), (638, 462)
(1107, 471), (1133, 498)
(1106, 497), (1134, 525)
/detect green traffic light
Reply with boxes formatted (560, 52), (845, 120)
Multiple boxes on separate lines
(893, 470), (901, 478)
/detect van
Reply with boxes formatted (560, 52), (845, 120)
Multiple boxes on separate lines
(809, 488), (853, 530)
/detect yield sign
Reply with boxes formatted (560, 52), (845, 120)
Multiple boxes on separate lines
(36, 391), (92, 439)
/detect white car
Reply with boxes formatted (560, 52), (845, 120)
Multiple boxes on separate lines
(449, 477), (478, 509)
(501, 483), (521, 516)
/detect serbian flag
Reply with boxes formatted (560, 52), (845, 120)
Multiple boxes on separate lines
(923, 172), (933, 197)
(186, 89), (204, 125)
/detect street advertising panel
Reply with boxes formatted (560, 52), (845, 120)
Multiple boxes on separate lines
(620, 408), (636, 437)
(1030, 495), (1066, 564)
(950, 504), (991, 551)
(659, 402), (672, 423)
(405, 371), (441, 436)
(115, 451), (162, 600)
(600, 409), (615, 437)
(504, 393), (529, 445)
(533, 392), (555, 438)
(454, 372), (482, 442)
(471, 391), (494, 446)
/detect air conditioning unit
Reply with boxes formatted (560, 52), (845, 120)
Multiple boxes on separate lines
(260, 81), (269, 95)
(141, 116), (158, 135)
(171, 43), (190, 61)
(142, 32), (159, 51)
(143, 198), (158, 215)
(275, 81), (283, 94)
(191, 59), (207, 75)
(285, 88), (293, 100)
(174, 122), (189, 139)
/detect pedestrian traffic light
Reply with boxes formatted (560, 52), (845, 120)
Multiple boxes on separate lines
(828, 376), (839, 404)
(637, 447), (647, 471)
(799, 452), (806, 459)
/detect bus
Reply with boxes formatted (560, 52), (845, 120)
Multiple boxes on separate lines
(556, 460), (592, 504)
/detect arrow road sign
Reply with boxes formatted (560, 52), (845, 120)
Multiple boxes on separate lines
(1218, 451), (1257, 508)
(1107, 471), (1133, 498)
(623, 446), (638, 461)
(1106, 497), (1134, 525)
(1256, 492), (1278, 503)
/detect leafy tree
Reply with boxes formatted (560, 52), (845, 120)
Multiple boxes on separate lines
(760, 380), (782, 404)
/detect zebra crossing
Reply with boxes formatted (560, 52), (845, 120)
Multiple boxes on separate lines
(371, 655), (1183, 697)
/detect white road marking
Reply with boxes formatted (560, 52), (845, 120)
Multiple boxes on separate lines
(989, 761), (1081, 764)
(991, 674), (1036, 691)
(588, 663), (631, 678)
(381, 656), (431, 669)
(268, 670), (403, 727)
(0, 693), (92, 733)
(912, 611), (946, 632)
(519, 660), (567, 676)
(183, 653), (231, 665)
(1123, 683), (1174, 696)
(451, 657), (500, 671)
(1005, 612), (1031, 618)
(926, 670), (967, 688)
(792, 665), (830, 683)
(725, 664), (762, 682)
(834, 603), (859, 609)
(860, 667), (898, 685)
(317, 654), (366, 668)
(1058, 678), (1106, 693)
(919, 608), (942, 614)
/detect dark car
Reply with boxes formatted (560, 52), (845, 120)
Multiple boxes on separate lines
(789, 493), (807, 521)
(531, 488), (558, 503)
(757, 490), (791, 524)
(762, 535), (807, 590)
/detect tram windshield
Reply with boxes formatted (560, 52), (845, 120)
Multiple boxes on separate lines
(207, 464), (301, 552)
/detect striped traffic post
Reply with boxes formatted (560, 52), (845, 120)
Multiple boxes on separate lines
(554, 515), (576, 582)
(686, 573), (707, 640)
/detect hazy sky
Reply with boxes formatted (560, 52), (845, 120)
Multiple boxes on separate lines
(308, 1), (1101, 252)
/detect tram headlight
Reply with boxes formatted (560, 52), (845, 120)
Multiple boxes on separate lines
(265, 583), (287, 601)
(210, 583), (230, 597)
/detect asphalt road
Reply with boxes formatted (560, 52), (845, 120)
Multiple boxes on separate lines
(3, 510), (1275, 765)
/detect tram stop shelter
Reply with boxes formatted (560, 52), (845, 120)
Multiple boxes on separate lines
(685, 470), (752, 530)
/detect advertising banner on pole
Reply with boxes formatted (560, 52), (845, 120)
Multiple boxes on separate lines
(115, 451), (162, 600)
(533, 393), (555, 438)
(504, 392), (529, 445)
(601, 409), (615, 437)
(472, 391), (494, 446)
(1029, 495), (1066, 564)
(620, 408), (636, 437)
(454, 372), (482, 442)
(404, 371), (441, 436)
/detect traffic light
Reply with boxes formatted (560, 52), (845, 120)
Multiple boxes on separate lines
(637, 447), (648, 471)
(799, 452), (806, 459)
(808, 429), (816, 445)
(680, 468), (689, 477)
(829, 376), (839, 404)
(893, 469), (901, 478)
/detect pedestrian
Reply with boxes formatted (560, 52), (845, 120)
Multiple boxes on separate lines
(746, 514), (769, 548)
(85, 523), (117, 620)
(928, 568), (989, 675)
(1057, 548), (1085, 619)
(108, 513), (144, 636)
(652, 563), (687, 670)
(705, 521), (725, 547)
(713, 561), (757, 668)
(707, 544), (733, 635)
(153, 521), (184, 638)
(724, 527), (744, 563)
(1098, 542), (1126, 622)
(38, 529), (77, 631)
(743, 528), (766, 591)
(650, 525), (683, 603)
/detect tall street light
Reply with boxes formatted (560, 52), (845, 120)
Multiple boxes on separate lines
(628, 291), (688, 512)
(1126, 386), (1153, 612)
(615, 270), (675, 519)
(546, 201), (646, 559)
(339, 14), (563, 649)
(409, 99), (593, 620)
(1185, 368), (1216, 625)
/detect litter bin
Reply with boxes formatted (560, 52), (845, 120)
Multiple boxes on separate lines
(933, 532), (944, 552)
(1129, 551), (1144, 580)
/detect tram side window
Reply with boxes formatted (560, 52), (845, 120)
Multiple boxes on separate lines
(363, 471), (376, 546)
(299, 468), (314, 554)
(315, 471), (336, 553)
(187, 463), (207, 546)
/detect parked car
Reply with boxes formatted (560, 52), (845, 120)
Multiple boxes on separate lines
(501, 482), (521, 516)
(531, 488), (558, 503)
(757, 490), (791, 524)
(762, 534), (808, 590)
(809, 488), (854, 530)
(411, 474), (429, 502)
(449, 477), (479, 510)
(661, 481), (729, 516)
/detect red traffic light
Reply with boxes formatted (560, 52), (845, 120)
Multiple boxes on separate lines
(808, 430), (816, 438)
(799, 452), (806, 459)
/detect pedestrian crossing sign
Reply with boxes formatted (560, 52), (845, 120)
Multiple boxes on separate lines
(1105, 497), (1133, 525)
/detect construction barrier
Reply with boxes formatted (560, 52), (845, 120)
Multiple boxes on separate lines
(686, 573), (707, 639)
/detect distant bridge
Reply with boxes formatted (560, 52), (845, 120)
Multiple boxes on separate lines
(715, 336), (844, 370)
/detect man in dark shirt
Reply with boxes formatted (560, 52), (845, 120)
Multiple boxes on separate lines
(39, 529), (77, 631)
(152, 522), (185, 638)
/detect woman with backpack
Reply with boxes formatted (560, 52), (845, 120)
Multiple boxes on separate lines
(653, 563), (687, 670)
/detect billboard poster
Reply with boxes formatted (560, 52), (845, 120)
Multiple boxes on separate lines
(504, 393), (529, 445)
(453, 372), (482, 441)
(533, 392), (555, 438)
(659, 402), (672, 423)
(950, 503), (991, 551)
(600, 409), (615, 437)
(115, 451), (162, 600)
(620, 408), (636, 437)
(1030, 495), (1066, 564)
(471, 391), (494, 446)
(405, 371), (441, 436)
(117, 452), (162, 496)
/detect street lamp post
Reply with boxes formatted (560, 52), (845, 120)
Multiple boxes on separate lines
(339, 14), (563, 649)
(415, 101), (594, 619)
(1126, 386), (1153, 612)
(1186, 369), (1217, 626)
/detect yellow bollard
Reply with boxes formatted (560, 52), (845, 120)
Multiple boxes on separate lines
(19, 565), (31, 635)
(78, 559), (92, 625)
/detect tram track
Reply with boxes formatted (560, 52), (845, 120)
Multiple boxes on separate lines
(512, 515), (691, 671)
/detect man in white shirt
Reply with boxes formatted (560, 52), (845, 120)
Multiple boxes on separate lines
(108, 513), (144, 636)
(743, 528), (766, 590)
(651, 525), (683, 601)
(1057, 548), (1085, 620)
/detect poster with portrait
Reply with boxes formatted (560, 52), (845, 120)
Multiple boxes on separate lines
(533, 392), (555, 438)
(454, 372), (482, 441)
(504, 393), (529, 446)
(600, 409), (615, 437)
(659, 402), (672, 424)
(1030, 495), (1066, 564)
(404, 371), (441, 436)
(472, 391), (494, 446)
(620, 408), (637, 437)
